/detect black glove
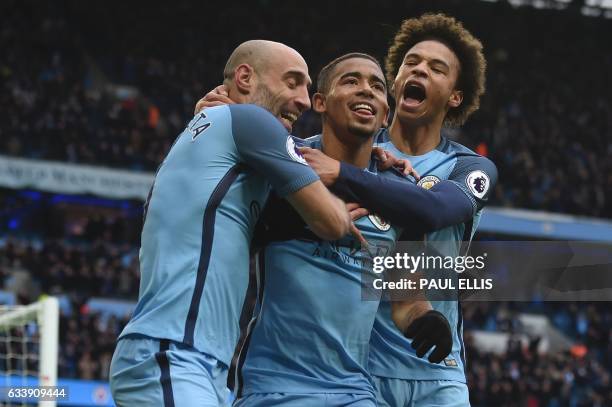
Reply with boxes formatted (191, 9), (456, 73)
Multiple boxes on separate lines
(404, 310), (452, 364)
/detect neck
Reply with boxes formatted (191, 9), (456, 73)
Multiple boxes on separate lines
(388, 114), (443, 156)
(227, 85), (249, 104)
(320, 123), (373, 169)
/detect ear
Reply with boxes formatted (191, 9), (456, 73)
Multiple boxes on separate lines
(312, 92), (326, 114)
(234, 64), (255, 95)
(382, 105), (390, 128)
(448, 89), (463, 109)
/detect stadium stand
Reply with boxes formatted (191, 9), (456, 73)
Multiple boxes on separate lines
(1, 0), (611, 217)
(1, 0), (611, 406)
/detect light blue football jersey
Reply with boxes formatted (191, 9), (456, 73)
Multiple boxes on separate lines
(235, 135), (403, 398)
(119, 104), (319, 367)
(369, 129), (498, 382)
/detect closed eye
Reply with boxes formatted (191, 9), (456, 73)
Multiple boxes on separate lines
(431, 65), (447, 74)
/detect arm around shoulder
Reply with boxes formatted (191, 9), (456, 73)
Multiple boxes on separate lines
(285, 181), (351, 241)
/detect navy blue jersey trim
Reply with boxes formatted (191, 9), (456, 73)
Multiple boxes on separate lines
(230, 254), (260, 391)
(255, 249), (266, 311)
(368, 158), (377, 172)
(236, 249), (266, 398)
(374, 128), (387, 144)
(155, 339), (175, 407)
(237, 257), (259, 341)
(457, 303), (466, 375)
(183, 164), (244, 345)
(436, 136), (450, 152)
(460, 218), (474, 255)
(143, 184), (154, 223)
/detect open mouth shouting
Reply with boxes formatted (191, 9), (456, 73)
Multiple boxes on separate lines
(401, 80), (427, 110)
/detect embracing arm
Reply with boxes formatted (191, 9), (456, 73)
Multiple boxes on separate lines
(285, 182), (350, 241)
(332, 153), (498, 233)
(333, 163), (473, 232)
(230, 104), (350, 241)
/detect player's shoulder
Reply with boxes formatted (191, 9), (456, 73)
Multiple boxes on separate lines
(444, 138), (497, 173)
(193, 104), (231, 119)
(185, 105), (231, 129)
(443, 139), (497, 198)
(228, 104), (281, 127)
(228, 104), (289, 144)
(441, 137), (478, 156)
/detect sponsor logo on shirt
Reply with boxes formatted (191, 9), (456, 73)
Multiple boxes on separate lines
(466, 170), (490, 199)
(417, 175), (441, 190)
(369, 214), (391, 231)
(286, 137), (308, 165)
(444, 358), (458, 367)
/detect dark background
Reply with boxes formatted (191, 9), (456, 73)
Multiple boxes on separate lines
(0, 0), (611, 405)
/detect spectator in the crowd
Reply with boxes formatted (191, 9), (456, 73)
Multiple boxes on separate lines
(1, 0), (610, 218)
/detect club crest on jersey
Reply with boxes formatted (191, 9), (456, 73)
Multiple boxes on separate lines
(417, 175), (441, 190)
(444, 358), (458, 367)
(466, 170), (490, 199)
(286, 137), (308, 165)
(368, 214), (391, 231)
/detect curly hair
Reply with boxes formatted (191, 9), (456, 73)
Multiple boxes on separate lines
(385, 13), (486, 126)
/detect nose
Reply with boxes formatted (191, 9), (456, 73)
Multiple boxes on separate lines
(294, 86), (311, 113)
(356, 81), (375, 98)
(410, 61), (428, 78)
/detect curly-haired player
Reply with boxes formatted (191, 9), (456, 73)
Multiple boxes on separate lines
(317, 13), (496, 406)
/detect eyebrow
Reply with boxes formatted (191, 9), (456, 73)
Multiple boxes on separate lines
(285, 70), (312, 88)
(405, 53), (451, 70)
(338, 71), (386, 87)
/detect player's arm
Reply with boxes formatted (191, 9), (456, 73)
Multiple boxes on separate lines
(333, 166), (472, 231)
(390, 296), (453, 364)
(230, 104), (350, 240)
(385, 264), (453, 364)
(284, 182), (349, 241)
(329, 155), (497, 233)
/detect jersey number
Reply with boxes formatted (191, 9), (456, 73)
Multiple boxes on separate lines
(190, 112), (212, 141)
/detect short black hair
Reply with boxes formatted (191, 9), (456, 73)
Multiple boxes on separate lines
(316, 53), (384, 95)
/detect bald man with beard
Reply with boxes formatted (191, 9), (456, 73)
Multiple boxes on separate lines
(109, 40), (351, 407)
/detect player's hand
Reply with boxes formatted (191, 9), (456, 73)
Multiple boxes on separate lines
(194, 85), (234, 114)
(346, 203), (369, 248)
(346, 202), (369, 221)
(372, 147), (419, 180)
(298, 147), (340, 186)
(349, 223), (368, 249)
(404, 310), (452, 363)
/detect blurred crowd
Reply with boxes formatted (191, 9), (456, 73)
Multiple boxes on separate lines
(463, 302), (612, 406)
(0, 189), (142, 299)
(465, 334), (611, 406)
(1, 190), (611, 406)
(1, 238), (140, 299)
(1, 0), (611, 405)
(1, 0), (611, 218)
(58, 304), (129, 381)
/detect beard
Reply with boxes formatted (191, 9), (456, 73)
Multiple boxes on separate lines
(250, 83), (278, 116)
